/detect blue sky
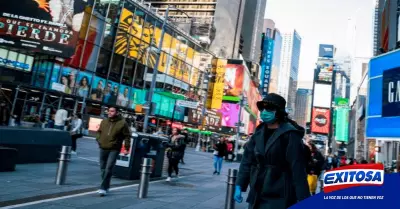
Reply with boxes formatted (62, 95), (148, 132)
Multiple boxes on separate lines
(265, 0), (374, 88)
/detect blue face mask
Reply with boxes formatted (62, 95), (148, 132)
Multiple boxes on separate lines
(260, 110), (276, 123)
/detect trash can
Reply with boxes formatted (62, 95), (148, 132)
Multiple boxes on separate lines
(113, 133), (168, 180)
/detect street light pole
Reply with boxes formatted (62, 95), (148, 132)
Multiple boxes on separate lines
(196, 70), (211, 152)
(234, 95), (245, 161)
(143, 7), (170, 133)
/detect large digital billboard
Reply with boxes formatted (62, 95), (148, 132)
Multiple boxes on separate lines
(311, 107), (330, 134)
(335, 107), (349, 142)
(218, 103), (240, 127)
(318, 44), (334, 58)
(313, 83), (332, 108)
(367, 49), (400, 138)
(316, 59), (334, 83)
(223, 64), (244, 97)
(0, 0), (92, 57)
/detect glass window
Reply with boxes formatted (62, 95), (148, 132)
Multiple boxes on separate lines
(102, 23), (116, 49)
(96, 49), (111, 78)
(133, 63), (146, 88)
(106, 1), (120, 25)
(162, 27), (173, 54)
(88, 14), (107, 46)
(93, 0), (109, 19)
(109, 53), (124, 82)
(122, 58), (135, 86)
(128, 36), (141, 59)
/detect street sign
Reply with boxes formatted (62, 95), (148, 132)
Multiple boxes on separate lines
(176, 100), (199, 109)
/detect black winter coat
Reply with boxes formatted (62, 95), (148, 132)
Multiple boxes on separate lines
(236, 121), (310, 209)
(166, 135), (185, 159)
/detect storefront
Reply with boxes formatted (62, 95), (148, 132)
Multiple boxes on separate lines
(366, 49), (400, 165)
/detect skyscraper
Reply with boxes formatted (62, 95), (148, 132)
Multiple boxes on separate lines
(146, 0), (245, 59)
(241, 0), (267, 63)
(294, 89), (312, 127)
(279, 30), (302, 115)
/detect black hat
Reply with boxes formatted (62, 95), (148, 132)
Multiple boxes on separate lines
(256, 93), (286, 112)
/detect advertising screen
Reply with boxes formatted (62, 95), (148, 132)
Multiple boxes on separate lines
(367, 49), (400, 137)
(206, 58), (227, 109)
(311, 107), (330, 134)
(217, 103), (240, 127)
(130, 88), (147, 110)
(117, 84), (130, 107)
(318, 44), (334, 58)
(90, 76), (106, 102)
(75, 71), (92, 98)
(247, 82), (262, 116)
(313, 83), (332, 108)
(103, 81), (119, 105)
(224, 64), (244, 97)
(0, 0), (92, 57)
(0, 48), (34, 72)
(316, 59), (334, 83)
(335, 108), (349, 142)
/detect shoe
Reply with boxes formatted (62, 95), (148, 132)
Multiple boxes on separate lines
(166, 177), (171, 182)
(98, 189), (107, 196)
(217, 172), (220, 175)
(213, 171), (217, 175)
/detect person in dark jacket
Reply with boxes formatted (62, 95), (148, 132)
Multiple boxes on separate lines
(166, 128), (185, 182)
(234, 93), (310, 209)
(96, 107), (131, 196)
(305, 143), (324, 195)
(213, 137), (228, 175)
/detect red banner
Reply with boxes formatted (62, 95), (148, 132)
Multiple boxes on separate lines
(311, 107), (330, 134)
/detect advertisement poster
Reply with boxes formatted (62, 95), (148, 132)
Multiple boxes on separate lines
(311, 107), (331, 134)
(206, 58), (227, 109)
(218, 103), (240, 127)
(0, 0), (92, 57)
(116, 133), (136, 167)
(224, 64), (244, 97)
(117, 84), (130, 107)
(90, 76), (105, 102)
(382, 67), (400, 117)
(130, 88), (147, 110)
(75, 71), (92, 98)
(103, 81), (119, 105)
(51, 66), (77, 94)
(318, 44), (334, 58)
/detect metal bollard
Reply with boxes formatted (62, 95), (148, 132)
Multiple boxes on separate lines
(55, 146), (71, 185)
(137, 158), (153, 198)
(225, 169), (238, 209)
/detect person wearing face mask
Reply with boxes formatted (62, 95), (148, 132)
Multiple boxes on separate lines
(234, 93), (310, 209)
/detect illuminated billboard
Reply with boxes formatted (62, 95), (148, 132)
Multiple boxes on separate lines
(335, 107), (349, 142)
(0, 0), (92, 57)
(313, 83), (332, 108)
(316, 59), (334, 83)
(311, 107), (330, 134)
(224, 64), (244, 97)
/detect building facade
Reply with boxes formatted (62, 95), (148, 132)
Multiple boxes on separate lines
(294, 88), (312, 127)
(0, 0), (214, 133)
(146, 0), (246, 59)
(279, 30), (301, 114)
(269, 28), (282, 94)
(241, 0), (267, 63)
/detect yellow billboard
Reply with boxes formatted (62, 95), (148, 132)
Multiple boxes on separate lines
(206, 58), (227, 109)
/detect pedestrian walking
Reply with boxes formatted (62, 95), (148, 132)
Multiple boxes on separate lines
(70, 113), (83, 154)
(180, 129), (189, 164)
(96, 107), (131, 196)
(166, 128), (185, 182)
(234, 93), (310, 209)
(213, 137), (228, 175)
(305, 143), (324, 195)
(54, 107), (71, 130)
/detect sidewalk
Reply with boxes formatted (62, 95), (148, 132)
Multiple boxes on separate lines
(7, 162), (248, 209)
(0, 138), (221, 207)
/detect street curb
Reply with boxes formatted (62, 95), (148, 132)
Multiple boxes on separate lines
(0, 171), (205, 208)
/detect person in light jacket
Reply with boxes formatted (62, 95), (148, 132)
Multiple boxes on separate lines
(70, 113), (83, 154)
(234, 93), (310, 209)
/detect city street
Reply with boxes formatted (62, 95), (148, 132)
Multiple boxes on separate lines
(0, 138), (247, 209)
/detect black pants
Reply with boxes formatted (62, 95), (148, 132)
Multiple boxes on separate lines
(180, 145), (187, 162)
(99, 149), (119, 190)
(168, 158), (180, 177)
(71, 134), (80, 151)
